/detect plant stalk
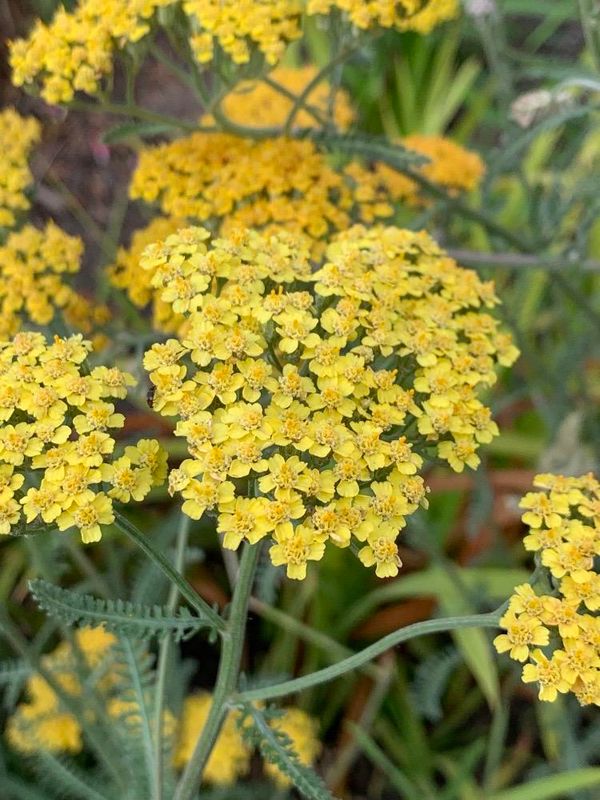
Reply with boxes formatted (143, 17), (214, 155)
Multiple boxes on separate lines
(172, 543), (260, 800)
(114, 512), (225, 633)
(236, 611), (501, 703)
(153, 512), (191, 800)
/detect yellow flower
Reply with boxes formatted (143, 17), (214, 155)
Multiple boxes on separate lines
(0, 223), (109, 341)
(375, 134), (484, 207)
(265, 708), (321, 787)
(269, 523), (326, 580)
(206, 65), (354, 130)
(0, 108), (40, 228)
(493, 610), (549, 663)
(173, 693), (250, 784)
(522, 649), (571, 702)
(143, 225), (514, 579)
(497, 473), (600, 706)
(0, 333), (165, 542)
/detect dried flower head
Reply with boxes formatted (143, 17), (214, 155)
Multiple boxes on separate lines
(143, 224), (516, 579)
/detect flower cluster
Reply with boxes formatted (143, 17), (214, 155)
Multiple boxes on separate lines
(11, 0), (458, 105)
(129, 134), (392, 238)
(6, 627), (176, 754)
(0, 108), (40, 230)
(0, 332), (167, 543)
(6, 627), (116, 754)
(142, 224), (516, 579)
(173, 693), (320, 786)
(10, 0), (171, 104)
(184, 0), (303, 66)
(0, 223), (110, 344)
(207, 65), (355, 129)
(120, 134), (394, 331)
(494, 473), (600, 706)
(307, 0), (459, 34)
(375, 134), (486, 207)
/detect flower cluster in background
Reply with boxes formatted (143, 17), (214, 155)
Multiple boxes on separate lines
(0, 332), (166, 542)
(0, 108), (40, 230)
(494, 473), (600, 706)
(142, 224), (516, 579)
(375, 134), (486, 206)
(174, 692), (320, 786)
(307, 0), (458, 34)
(0, 223), (110, 344)
(10, 0), (459, 103)
(206, 65), (355, 129)
(6, 626), (117, 753)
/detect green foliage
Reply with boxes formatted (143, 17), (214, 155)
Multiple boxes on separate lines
(29, 580), (210, 641)
(238, 703), (335, 800)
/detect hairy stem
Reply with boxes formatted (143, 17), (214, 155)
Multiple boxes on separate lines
(173, 543), (260, 800)
(236, 611), (501, 703)
(153, 512), (191, 800)
(114, 512), (225, 633)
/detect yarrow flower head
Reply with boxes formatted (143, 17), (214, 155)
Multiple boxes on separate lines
(494, 473), (600, 706)
(11, 1), (458, 104)
(0, 108), (40, 230)
(0, 223), (110, 344)
(307, 0), (459, 34)
(375, 134), (486, 207)
(204, 65), (355, 130)
(173, 693), (320, 786)
(142, 224), (516, 580)
(0, 332), (167, 543)
(119, 135), (395, 331)
(6, 626), (116, 754)
(6, 626), (175, 754)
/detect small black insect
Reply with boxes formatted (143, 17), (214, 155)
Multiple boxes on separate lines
(146, 384), (156, 409)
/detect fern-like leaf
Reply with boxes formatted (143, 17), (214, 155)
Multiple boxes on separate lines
(31, 752), (110, 800)
(410, 646), (461, 722)
(238, 703), (335, 800)
(304, 130), (428, 170)
(29, 579), (212, 640)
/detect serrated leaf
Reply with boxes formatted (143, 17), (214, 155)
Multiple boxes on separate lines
(29, 579), (211, 641)
(305, 130), (428, 170)
(238, 703), (336, 800)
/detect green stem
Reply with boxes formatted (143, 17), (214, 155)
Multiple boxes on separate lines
(67, 99), (199, 132)
(173, 543), (260, 800)
(447, 248), (600, 273)
(113, 512), (225, 633)
(236, 611), (501, 703)
(283, 38), (365, 134)
(153, 513), (191, 800)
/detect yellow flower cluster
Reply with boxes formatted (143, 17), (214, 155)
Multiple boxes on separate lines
(265, 708), (322, 787)
(174, 693), (319, 786)
(184, 0), (302, 66)
(6, 627), (116, 754)
(120, 134), (393, 331)
(0, 108), (40, 229)
(494, 473), (600, 706)
(375, 135), (486, 207)
(10, 0), (171, 104)
(307, 0), (458, 34)
(209, 65), (354, 129)
(142, 224), (516, 579)
(0, 223), (110, 343)
(0, 332), (167, 543)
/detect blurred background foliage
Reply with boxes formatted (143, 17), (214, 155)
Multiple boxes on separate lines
(0, 1), (599, 799)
